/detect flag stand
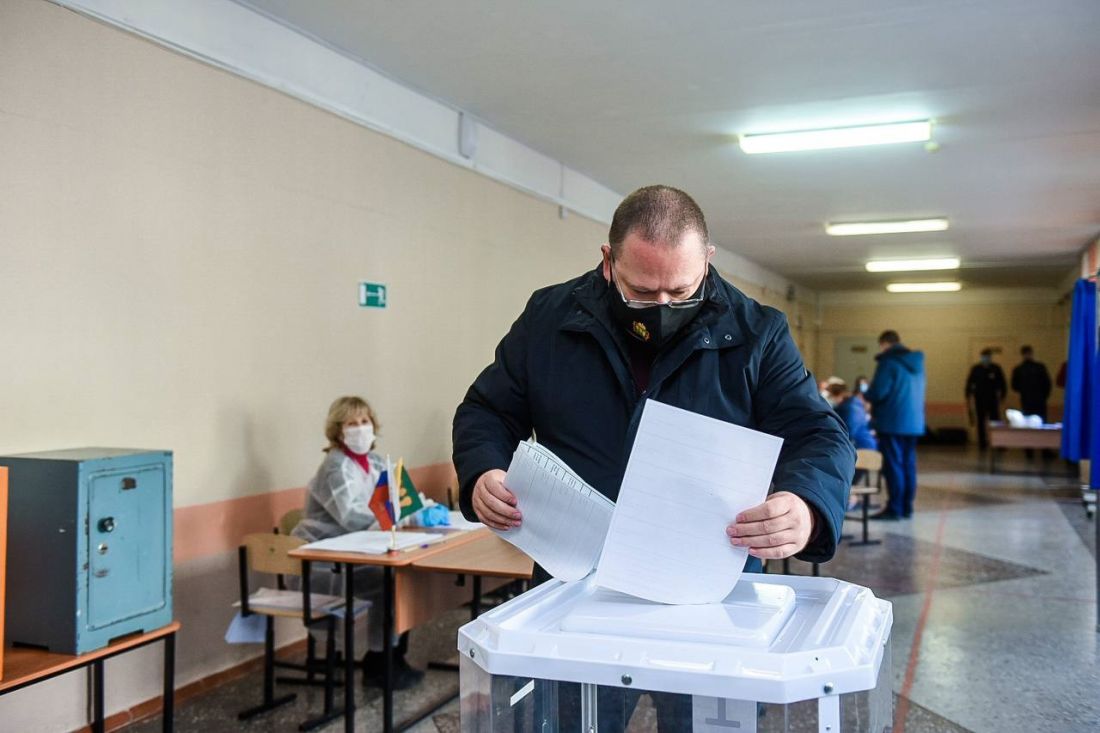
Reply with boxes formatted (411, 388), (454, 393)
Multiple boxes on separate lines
(386, 455), (398, 553)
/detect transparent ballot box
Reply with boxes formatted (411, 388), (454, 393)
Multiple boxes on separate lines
(458, 573), (892, 733)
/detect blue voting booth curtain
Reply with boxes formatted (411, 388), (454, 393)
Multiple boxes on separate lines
(1062, 279), (1097, 472)
(1093, 329), (1100, 489)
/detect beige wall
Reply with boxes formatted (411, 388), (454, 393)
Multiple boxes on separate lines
(0, 3), (814, 729)
(816, 298), (1069, 430)
(0, 1), (611, 729)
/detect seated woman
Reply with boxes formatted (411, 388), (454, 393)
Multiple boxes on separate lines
(293, 395), (423, 689)
(831, 381), (878, 510)
(835, 385), (877, 451)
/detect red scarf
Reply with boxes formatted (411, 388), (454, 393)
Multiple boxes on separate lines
(341, 445), (373, 478)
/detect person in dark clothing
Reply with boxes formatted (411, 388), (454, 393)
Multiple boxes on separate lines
(865, 330), (926, 520)
(966, 348), (1007, 449)
(1011, 345), (1053, 420)
(1011, 345), (1055, 459)
(452, 185), (856, 731)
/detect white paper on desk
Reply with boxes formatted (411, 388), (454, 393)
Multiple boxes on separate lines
(447, 510), (484, 531)
(232, 587), (343, 613)
(497, 440), (614, 581)
(300, 530), (443, 555)
(594, 400), (782, 604)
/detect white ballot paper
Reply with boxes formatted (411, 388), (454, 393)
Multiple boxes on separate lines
(498, 440), (615, 581)
(594, 400), (783, 604)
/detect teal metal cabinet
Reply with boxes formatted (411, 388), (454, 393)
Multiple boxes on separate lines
(0, 448), (173, 654)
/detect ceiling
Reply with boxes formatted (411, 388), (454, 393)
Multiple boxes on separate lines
(238, 0), (1100, 291)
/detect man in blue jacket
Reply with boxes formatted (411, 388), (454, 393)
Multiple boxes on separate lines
(453, 185), (854, 574)
(865, 330), (926, 520)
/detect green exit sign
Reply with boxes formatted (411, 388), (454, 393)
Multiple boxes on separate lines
(359, 282), (387, 308)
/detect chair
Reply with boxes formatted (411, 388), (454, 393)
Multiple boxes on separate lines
(271, 507), (334, 689)
(237, 532), (340, 731)
(847, 449), (884, 546)
(278, 508), (303, 537)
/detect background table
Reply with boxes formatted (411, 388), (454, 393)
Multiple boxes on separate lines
(988, 422), (1063, 473)
(289, 528), (531, 733)
(411, 532), (532, 618)
(0, 620), (179, 733)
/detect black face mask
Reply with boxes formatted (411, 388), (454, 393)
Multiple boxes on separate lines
(607, 273), (706, 349)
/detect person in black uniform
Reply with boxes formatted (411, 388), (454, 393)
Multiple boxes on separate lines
(1011, 345), (1054, 458)
(966, 348), (1007, 450)
(1011, 345), (1053, 420)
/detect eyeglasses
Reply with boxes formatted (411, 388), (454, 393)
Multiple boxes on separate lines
(611, 261), (709, 309)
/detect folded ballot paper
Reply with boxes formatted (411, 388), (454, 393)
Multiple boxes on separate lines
(497, 400), (782, 604)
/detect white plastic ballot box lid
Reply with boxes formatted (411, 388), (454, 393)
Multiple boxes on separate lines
(457, 573), (892, 704)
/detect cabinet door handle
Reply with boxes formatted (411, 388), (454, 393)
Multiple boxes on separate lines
(121, 477), (137, 490)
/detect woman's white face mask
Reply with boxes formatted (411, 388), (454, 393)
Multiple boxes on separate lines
(343, 424), (375, 454)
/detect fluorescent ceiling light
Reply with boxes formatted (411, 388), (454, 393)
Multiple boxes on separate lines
(826, 218), (949, 236)
(866, 257), (960, 273)
(739, 120), (931, 154)
(886, 282), (962, 293)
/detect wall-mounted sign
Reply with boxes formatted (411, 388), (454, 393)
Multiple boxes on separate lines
(359, 282), (387, 308)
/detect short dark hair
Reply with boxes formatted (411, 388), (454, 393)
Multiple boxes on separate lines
(608, 185), (709, 257)
(980, 347), (994, 357)
(1021, 345), (1033, 355)
(878, 330), (900, 345)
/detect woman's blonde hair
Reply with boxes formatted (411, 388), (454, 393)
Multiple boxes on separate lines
(323, 396), (380, 451)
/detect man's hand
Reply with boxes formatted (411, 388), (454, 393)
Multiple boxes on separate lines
(725, 491), (815, 560)
(471, 469), (522, 531)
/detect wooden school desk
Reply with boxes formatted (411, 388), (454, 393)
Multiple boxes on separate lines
(0, 621), (179, 733)
(987, 422), (1063, 473)
(289, 527), (533, 733)
(411, 532), (532, 618)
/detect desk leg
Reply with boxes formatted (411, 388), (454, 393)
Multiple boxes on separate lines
(163, 630), (175, 733)
(471, 575), (482, 619)
(344, 562), (356, 733)
(92, 659), (105, 733)
(383, 565), (395, 733)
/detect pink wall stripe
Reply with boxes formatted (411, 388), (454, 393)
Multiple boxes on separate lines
(172, 461), (458, 564)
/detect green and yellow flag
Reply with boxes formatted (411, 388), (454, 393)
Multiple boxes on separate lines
(394, 458), (425, 519)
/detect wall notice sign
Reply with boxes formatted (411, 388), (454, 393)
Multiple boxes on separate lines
(359, 282), (387, 308)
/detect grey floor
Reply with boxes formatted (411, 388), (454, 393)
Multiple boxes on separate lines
(127, 446), (1099, 733)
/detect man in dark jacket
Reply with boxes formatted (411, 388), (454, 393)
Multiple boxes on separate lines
(453, 185), (854, 575)
(966, 347), (1007, 449)
(453, 186), (854, 731)
(1011, 345), (1052, 420)
(865, 330), (926, 519)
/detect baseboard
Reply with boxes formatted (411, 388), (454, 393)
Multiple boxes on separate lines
(69, 638), (309, 733)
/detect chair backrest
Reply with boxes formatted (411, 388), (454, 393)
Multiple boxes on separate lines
(855, 449), (883, 472)
(278, 508), (303, 537)
(242, 532), (306, 578)
(410, 463), (459, 508)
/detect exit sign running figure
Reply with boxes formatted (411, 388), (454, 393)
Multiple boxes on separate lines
(359, 282), (387, 308)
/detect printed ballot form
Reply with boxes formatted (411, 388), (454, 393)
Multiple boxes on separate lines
(498, 440), (615, 581)
(594, 400), (782, 603)
(497, 400), (782, 603)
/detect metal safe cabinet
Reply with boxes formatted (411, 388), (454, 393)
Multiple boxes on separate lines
(0, 448), (173, 654)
